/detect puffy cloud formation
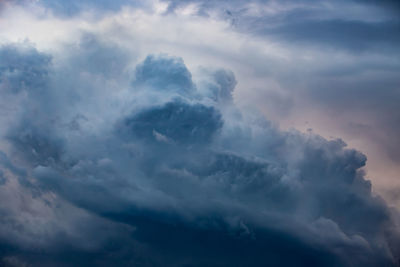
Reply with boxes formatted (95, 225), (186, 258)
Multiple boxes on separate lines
(0, 41), (399, 266)
(2, 0), (400, 210)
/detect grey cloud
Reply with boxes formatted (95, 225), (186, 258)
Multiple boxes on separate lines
(21, 0), (148, 17)
(163, 0), (400, 53)
(0, 44), (51, 94)
(263, 19), (400, 52)
(69, 33), (131, 78)
(133, 55), (197, 98)
(0, 41), (399, 266)
(197, 68), (236, 104)
(0, 152), (136, 267)
(121, 100), (223, 145)
(294, 67), (400, 163)
(358, 0), (400, 13)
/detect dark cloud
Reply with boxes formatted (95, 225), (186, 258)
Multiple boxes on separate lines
(359, 0), (400, 13)
(121, 100), (223, 145)
(261, 19), (400, 52)
(0, 42), (399, 266)
(162, 0), (400, 53)
(164, 0), (400, 14)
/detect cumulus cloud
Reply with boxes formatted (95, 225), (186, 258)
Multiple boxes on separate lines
(0, 0), (399, 265)
(0, 39), (398, 266)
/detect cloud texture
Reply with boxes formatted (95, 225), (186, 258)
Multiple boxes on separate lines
(0, 40), (398, 266)
(0, 0), (399, 266)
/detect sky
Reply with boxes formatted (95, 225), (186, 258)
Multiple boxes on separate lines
(0, 0), (399, 266)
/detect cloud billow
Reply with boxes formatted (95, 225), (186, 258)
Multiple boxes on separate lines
(0, 43), (399, 266)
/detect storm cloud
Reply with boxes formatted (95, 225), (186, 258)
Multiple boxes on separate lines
(0, 40), (398, 266)
(0, 0), (399, 266)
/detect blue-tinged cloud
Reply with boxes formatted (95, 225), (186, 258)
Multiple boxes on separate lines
(133, 54), (197, 98)
(0, 44), (51, 94)
(0, 42), (398, 266)
(198, 68), (236, 104)
(163, 0), (400, 53)
(121, 100), (223, 145)
(9, 0), (147, 16)
(263, 19), (400, 52)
